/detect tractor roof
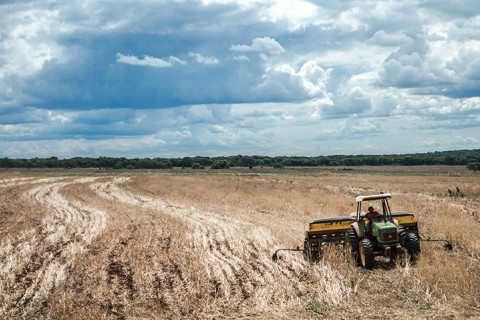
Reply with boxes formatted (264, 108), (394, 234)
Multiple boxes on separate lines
(356, 193), (392, 203)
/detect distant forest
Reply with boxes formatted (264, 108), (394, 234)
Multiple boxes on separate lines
(1, 149), (479, 169)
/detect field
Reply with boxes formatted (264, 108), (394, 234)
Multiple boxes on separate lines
(1, 170), (479, 319)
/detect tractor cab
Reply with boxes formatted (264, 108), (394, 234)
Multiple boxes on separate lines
(354, 193), (398, 243)
(352, 193), (394, 220)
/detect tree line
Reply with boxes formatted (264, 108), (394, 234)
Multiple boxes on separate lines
(0, 149), (479, 169)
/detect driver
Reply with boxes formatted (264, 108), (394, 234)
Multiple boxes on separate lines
(365, 206), (380, 234)
(365, 206), (380, 222)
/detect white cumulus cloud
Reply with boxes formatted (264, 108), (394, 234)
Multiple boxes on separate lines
(256, 59), (332, 101)
(116, 53), (186, 68)
(368, 30), (413, 46)
(189, 52), (220, 65)
(233, 55), (250, 61)
(318, 119), (383, 140)
(230, 37), (285, 54)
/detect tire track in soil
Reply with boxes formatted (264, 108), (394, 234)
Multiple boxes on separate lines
(0, 177), (36, 186)
(103, 225), (137, 320)
(91, 178), (252, 300)
(85, 179), (194, 319)
(91, 177), (314, 308)
(0, 177), (60, 189)
(0, 177), (107, 318)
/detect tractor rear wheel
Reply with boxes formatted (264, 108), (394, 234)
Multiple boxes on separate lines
(405, 233), (421, 263)
(359, 239), (375, 269)
(345, 228), (360, 265)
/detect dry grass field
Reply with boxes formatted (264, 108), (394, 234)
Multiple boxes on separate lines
(0, 171), (479, 319)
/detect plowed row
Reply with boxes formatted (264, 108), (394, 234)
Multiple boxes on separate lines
(0, 174), (479, 319)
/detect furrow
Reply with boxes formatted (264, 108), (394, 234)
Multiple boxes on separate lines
(91, 177), (298, 303)
(0, 177), (107, 318)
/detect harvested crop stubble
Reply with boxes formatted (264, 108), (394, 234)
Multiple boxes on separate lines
(0, 177), (107, 318)
(122, 175), (480, 317)
(91, 178), (352, 312)
(0, 173), (479, 319)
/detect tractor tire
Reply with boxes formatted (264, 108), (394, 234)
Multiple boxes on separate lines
(359, 239), (375, 269)
(345, 228), (360, 265)
(405, 232), (421, 263)
(398, 226), (406, 245)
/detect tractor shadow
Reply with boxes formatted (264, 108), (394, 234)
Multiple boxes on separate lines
(374, 259), (400, 270)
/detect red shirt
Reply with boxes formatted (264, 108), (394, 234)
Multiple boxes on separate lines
(365, 210), (380, 221)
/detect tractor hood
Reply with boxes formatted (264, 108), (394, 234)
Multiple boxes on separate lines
(374, 221), (397, 230)
(373, 221), (398, 243)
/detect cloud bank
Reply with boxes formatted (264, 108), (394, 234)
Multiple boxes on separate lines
(0, 0), (479, 157)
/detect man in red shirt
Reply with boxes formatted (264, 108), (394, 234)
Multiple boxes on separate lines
(365, 206), (380, 221)
(365, 206), (381, 233)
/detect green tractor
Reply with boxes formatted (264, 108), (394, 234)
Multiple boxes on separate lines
(272, 193), (452, 269)
(345, 193), (420, 269)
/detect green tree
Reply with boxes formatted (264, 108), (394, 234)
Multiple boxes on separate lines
(239, 156), (255, 168)
(180, 157), (193, 168)
(135, 159), (156, 169)
(156, 160), (173, 169)
(211, 160), (230, 169)
(192, 162), (205, 169)
(467, 162), (480, 173)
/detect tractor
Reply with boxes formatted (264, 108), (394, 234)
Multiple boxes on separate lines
(345, 193), (420, 269)
(272, 193), (452, 269)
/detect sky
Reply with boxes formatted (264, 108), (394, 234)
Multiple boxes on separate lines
(0, 0), (479, 158)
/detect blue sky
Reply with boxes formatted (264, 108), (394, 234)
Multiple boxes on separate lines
(0, 0), (479, 158)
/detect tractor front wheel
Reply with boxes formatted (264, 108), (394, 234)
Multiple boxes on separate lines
(359, 239), (375, 269)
